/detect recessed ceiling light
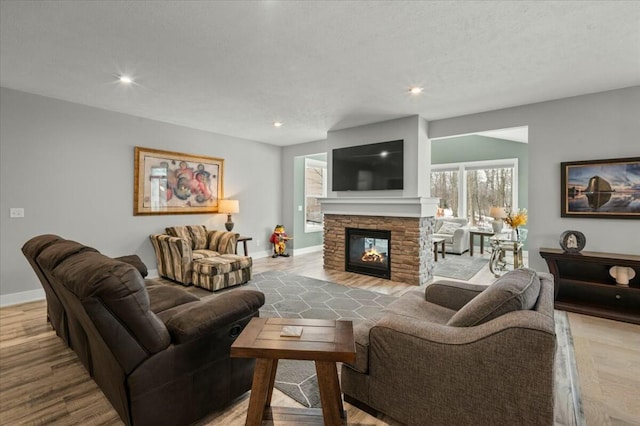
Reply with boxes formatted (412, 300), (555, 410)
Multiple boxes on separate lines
(119, 75), (133, 84)
(273, 121), (283, 128)
(409, 86), (423, 95)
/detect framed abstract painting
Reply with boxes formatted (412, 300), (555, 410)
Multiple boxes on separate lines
(134, 147), (224, 215)
(561, 157), (640, 219)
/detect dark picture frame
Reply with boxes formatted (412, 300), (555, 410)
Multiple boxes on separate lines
(559, 230), (586, 253)
(561, 157), (640, 219)
(134, 146), (224, 216)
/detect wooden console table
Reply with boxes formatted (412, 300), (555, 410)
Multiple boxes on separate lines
(539, 248), (640, 325)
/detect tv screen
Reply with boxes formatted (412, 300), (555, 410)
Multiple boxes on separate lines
(332, 140), (404, 191)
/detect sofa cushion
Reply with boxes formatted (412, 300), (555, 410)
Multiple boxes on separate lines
(447, 268), (541, 327)
(432, 233), (454, 243)
(435, 217), (468, 232)
(193, 249), (220, 260)
(438, 221), (462, 235)
(147, 284), (200, 314)
(385, 289), (456, 324)
(193, 254), (252, 276)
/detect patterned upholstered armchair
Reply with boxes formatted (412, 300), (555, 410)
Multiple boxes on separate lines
(150, 225), (252, 291)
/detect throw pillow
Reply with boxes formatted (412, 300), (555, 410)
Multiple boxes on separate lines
(438, 221), (462, 235)
(447, 268), (541, 327)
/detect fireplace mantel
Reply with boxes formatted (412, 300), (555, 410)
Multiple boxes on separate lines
(319, 196), (439, 218)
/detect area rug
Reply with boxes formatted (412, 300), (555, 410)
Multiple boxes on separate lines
(238, 273), (584, 425)
(240, 271), (398, 407)
(433, 254), (488, 280)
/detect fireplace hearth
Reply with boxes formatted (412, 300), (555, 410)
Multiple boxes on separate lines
(345, 228), (391, 279)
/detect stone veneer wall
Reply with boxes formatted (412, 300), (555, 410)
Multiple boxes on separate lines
(323, 214), (435, 286)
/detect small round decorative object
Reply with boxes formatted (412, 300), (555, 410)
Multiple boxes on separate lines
(609, 266), (636, 287)
(559, 230), (586, 253)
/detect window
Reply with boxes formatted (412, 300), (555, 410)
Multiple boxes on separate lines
(431, 159), (518, 225)
(305, 157), (327, 232)
(430, 169), (459, 217)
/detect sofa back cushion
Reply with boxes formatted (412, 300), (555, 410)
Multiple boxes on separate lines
(435, 217), (468, 233)
(38, 240), (171, 373)
(166, 225), (208, 249)
(447, 268), (541, 327)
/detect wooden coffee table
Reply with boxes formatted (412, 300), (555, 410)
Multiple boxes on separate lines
(231, 317), (356, 426)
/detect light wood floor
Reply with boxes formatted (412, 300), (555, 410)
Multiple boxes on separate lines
(1, 252), (638, 425)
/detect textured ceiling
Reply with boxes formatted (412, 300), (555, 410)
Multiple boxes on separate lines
(1, 1), (639, 146)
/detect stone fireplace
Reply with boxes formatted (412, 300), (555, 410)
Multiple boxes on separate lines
(320, 197), (438, 286)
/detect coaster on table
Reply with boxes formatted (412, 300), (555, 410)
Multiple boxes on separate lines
(280, 326), (303, 337)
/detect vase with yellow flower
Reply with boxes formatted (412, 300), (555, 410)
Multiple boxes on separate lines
(504, 208), (528, 241)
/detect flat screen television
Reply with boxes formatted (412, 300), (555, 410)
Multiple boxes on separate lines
(332, 140), (404, 191)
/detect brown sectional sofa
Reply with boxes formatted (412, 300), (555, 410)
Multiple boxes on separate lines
(341, 268), (556, 425)
(22, 234), (265, 426)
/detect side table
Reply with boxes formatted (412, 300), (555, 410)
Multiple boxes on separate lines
(432, 237), (446, 262)
(469, 229), (494, 256)
(235, 235), (252, 256)
(231, 317), (355, 426)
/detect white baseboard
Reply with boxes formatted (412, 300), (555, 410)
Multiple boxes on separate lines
(0, 288), (46, 307)
(293, 245), (323, 256)
(250, 250), (273, 260)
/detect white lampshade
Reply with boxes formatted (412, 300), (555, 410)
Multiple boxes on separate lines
(218, 199), (239, 214)
(489, 207), (507, 219)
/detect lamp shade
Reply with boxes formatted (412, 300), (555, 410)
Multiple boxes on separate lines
(218, 199), (239, 214)
(489, 207), (507, 219)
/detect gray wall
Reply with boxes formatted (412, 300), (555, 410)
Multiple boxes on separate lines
(0, 87), (281, 300)
(281, 115), (432, 251)
(326, 115), (431, 198)
(431, 134), (529, 212)
(429, 86), (640, 271)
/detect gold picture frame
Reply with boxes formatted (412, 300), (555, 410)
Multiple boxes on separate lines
(134, 146), (224, 215)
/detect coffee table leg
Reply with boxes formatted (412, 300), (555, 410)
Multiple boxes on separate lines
(265, 359), (278, 405)
(245, 358), (276, 426)
(433, 242), (438, 262)
(441, 241), (445, 259)
(315, 361), (344, 424)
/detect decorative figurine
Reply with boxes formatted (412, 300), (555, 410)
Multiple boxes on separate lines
(269, 225), (292, 258)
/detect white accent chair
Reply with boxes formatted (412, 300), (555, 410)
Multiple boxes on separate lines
(433, 217), (470, 254)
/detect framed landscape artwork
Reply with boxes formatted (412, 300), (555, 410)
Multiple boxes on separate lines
(561, 157), (640, 219)
(134, 147), (224, 215)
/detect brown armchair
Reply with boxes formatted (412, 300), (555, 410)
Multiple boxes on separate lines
(150, 225), (252, 291)
(341, 268), (556, 425)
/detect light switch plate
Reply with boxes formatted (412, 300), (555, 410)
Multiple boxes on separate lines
(10, 208), (25, 218)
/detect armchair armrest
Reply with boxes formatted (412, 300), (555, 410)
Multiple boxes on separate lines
(165, 290), (265, 344)
(424, 280), (487, 311)
(373, 309), (554, 347)
(149, 234), (193, 284)
(207, 231), (238, 255)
